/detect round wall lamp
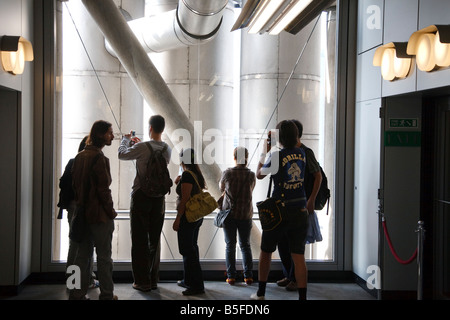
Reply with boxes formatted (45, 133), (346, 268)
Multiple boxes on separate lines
(373, 42), (412, 81)
(0, 36), (34, 75)
(407, 25), (450, 72)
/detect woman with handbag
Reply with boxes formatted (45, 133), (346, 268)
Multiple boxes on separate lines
(219, 147), (256, 286)
(172, 148), (206, 296)
(252, 120), (309, 301)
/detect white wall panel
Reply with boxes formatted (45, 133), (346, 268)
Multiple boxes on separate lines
(356, 48), (382, 102)
(357, 0), (384, 54)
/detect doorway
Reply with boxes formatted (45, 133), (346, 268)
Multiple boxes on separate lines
(0, 86), (21, 286)
(422, 96), (450, 299)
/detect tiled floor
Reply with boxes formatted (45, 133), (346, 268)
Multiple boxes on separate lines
(4, 281), (376, 301)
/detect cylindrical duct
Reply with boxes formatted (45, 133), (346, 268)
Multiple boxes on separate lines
(81, 0), (223, 199)
(106, 0), (228, 54)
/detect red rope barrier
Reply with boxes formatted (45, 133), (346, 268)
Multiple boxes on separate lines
(382, 217), (417, 265)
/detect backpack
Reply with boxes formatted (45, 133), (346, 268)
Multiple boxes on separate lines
(139, 142), (173, 197)
(57, 158), (76, 219)
(301, 146), (331, 214)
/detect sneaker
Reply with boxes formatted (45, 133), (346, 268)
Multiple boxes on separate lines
(226, 278), (236, 285)
(88, 279), (100, 289)
(112, 295), (119, 300)
(244, 278), (253, 285)
(286, 281), (297, 291)
(276, 278), (290, 287)
(132, 283), (152, 292)
(250, 293), (265, 300)
(177, 280), (188, 288)
(182, 288), (205, 296)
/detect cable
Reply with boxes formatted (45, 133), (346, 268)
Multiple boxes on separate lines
(382, 216), (417, 265)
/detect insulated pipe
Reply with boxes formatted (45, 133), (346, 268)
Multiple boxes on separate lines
(81, 0), (223, 198)
(106, 0), (227, 54)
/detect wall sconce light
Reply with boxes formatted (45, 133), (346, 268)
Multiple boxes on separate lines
(406, 25), (450, 72)
(373, 42), (412, 81)
(1, 36), (34, 75)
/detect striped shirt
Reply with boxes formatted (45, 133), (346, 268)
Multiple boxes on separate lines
(219, 166), (256, 220)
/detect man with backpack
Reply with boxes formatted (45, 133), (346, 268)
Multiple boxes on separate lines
(118, 115), (172, 292)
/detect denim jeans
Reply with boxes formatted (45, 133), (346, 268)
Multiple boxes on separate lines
(69, 219), (115, 300)
(223, 218), (253, 279)
(177, 215), (204, 290)
(130, 189), (165, 286)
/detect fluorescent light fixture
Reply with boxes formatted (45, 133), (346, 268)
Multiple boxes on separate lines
(269, 0), (313, 35)
(248, 0), (284, 34)
(373, 42), (412, 81)
(1, 36), (34, 75)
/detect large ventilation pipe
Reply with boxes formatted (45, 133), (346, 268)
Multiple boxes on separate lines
(106, 0), (227, 55)
(81, 0), (224, 198)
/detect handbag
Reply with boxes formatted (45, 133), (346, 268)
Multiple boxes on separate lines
(184, 170), (218, 223)
(256, 176), (285, 232)
(214, 209), (231, 228)
(69, 154), (101, 243)
(213, 173), (247, 228)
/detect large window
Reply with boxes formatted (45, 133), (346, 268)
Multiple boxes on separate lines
(53, 1), (337, 268)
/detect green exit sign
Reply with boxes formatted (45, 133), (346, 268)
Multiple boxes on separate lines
(389, 118), (418, 128)
(385, 131), (421, 147)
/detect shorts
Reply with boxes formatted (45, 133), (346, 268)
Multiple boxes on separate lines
(260, 206), (308, 255)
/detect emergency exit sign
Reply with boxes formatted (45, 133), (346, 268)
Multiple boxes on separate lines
(385, 131), (421, 147)
(389, 118), (418, 128)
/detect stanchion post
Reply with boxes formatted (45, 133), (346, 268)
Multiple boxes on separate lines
(416, 220), (425, 300)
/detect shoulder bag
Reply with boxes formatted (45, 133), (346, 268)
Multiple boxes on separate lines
(256, 176), (285, 232)
(184, 170), (218, 223)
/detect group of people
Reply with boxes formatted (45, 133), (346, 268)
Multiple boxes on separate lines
(58, 115), (323, 301)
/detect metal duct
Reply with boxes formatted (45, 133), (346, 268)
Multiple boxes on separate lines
(106, 0), (228, 54)
(81, 0), (223, 198)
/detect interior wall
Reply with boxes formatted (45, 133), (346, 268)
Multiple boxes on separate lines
(354, 0), (450, 293)
(0, 0), (35, 286)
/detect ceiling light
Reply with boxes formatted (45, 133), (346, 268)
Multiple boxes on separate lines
(248, 0), (284, 34)
(269, 0), (313, 35)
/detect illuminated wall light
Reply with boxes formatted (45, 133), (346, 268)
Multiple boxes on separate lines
(434, 31), (450, 67)
(407, 25), (450, 72)
(0, 36), (34, 75)
(373, 42), (412, 81)
(416, 33), (436, 72)
(393, 54), (411, 79)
